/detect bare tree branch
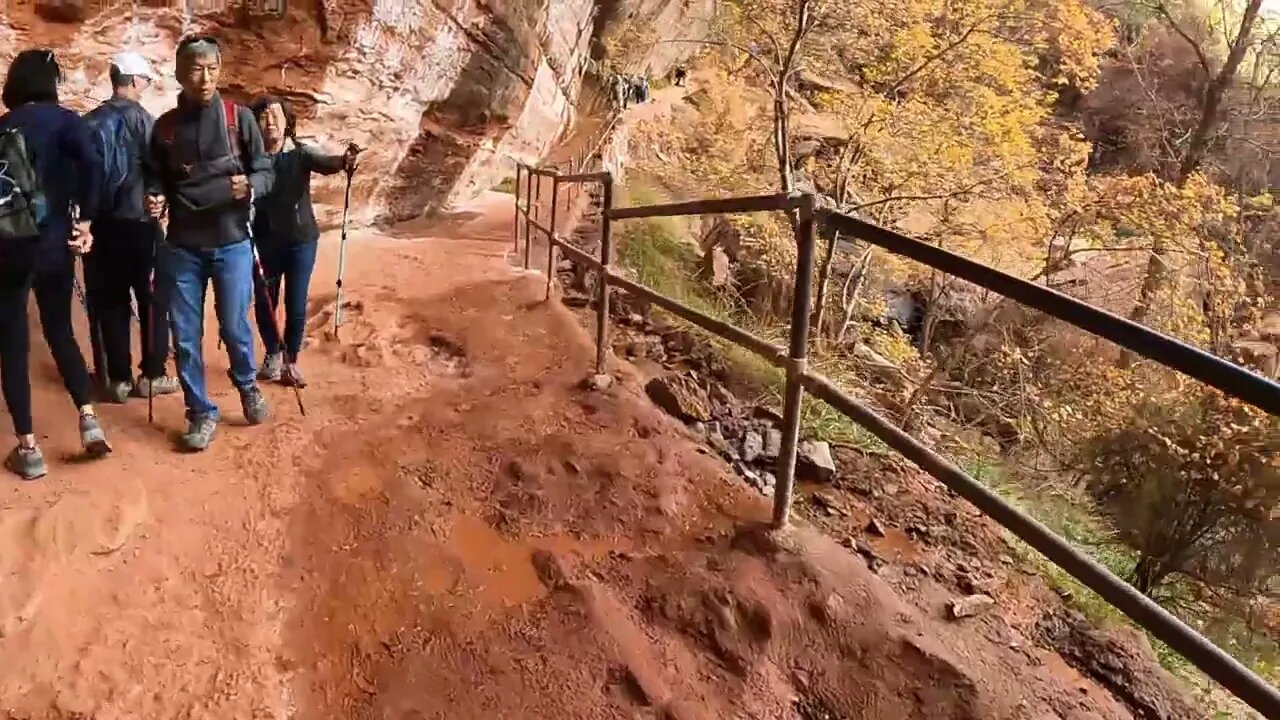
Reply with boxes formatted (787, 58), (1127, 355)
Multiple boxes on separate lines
(1145, 0), (1214, 77)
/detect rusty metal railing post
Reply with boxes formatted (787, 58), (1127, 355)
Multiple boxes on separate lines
(512, 164), (522, 254)
(528, 172), (543, 270)
(596, 174), (615, 374)
(546, 175), (560, 300)
(772, 194), (818, 529)
(523, 169), (535, 269)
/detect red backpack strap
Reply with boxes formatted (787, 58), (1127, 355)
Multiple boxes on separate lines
(223, 98), (237, 140)
(222, 98), (246, 167)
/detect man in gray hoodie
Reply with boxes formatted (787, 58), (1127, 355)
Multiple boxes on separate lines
(145, 36), (274, 451)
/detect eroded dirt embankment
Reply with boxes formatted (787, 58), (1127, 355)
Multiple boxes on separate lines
(0, 195), (1144, 719)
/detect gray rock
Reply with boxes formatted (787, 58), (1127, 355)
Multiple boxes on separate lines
(949, 594), (996, 620)
(706, 422), (738, 459)
(586, 374), (614, 391)
(741, 430), (764, 463)
(762, 429), (783, 461)
(797, 440), (837, 483)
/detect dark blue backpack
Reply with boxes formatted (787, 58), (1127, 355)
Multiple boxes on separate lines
(84, 103), (132, 216)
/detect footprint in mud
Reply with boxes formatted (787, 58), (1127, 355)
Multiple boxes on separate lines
(0, 483), (148, 637)
(408, 334), (470, 378)
(0, 511), (44, 639)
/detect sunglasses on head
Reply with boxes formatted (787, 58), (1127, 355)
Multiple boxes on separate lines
(178, 35), (220, 50)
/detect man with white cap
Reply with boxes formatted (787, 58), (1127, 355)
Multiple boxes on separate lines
(83, 51), (180, 404)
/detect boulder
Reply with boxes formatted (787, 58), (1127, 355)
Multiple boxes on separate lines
(741, 431), (764, 464)
(948, 595), (996, 620)
(797, 440), (837, 483)
(1036, 609), (1202, 720)
(645, 374), (712, 423)
(701, 245), (733, 288)
(761, 429), (783, 462)
(1231, 340), (1278, 379)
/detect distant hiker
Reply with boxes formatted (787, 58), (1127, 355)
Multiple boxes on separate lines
(0, 49), (112, 480)
(144, 36), (275, 451)
(248, 94), (358, 389)
(640, 75), (651, 103)
(84, 51), (180, 404)
(611, 73), (628, 111)
(673, 65), (688, 87)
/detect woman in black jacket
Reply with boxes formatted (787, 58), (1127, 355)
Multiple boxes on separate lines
(248, 95), (357, 388)
(0, 49), (112, 480)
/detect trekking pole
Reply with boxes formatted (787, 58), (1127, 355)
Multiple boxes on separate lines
(146, 214), (162, 425)
(246, 190), (305, 416)
(333, 143), (361, 340)
(70, 205), (110, 394)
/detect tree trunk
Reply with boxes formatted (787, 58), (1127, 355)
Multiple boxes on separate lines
(837, 248), (873, 344)
(1175, 0), (1263, 185)
(773, 91), (793, 193)
(810, 229), (839, 340)
(1126, 0), (1264, 345)
(1131, 554), (1167, 597)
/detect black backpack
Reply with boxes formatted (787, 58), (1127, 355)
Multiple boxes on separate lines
(0, 127), (46, 240)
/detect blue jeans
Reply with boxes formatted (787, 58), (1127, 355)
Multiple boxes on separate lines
(160, 240), (257, 420)
(253, 240), (318, 361)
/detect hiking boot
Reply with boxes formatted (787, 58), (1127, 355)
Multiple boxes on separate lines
(281, 363), (307, 388)
(79, 413), (112, 457)
(132, 375), (180, 398)
(240, 385), (269, 425)
(180, 415), (217, 448)
(182, 416), (217, 451)
(258, 352), (283, 382)
(103, 381), (132, 404)
(5, 445), (47, 481)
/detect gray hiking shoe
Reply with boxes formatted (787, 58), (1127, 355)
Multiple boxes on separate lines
(79, 413), (112, 457)
(258, 352), (283, 382)
(132, 375), (180, 398)
(240, 385), (269, 425)
(103, 381), (132, 404)
(5, 445), (47, 481)
(281, 363), (307, 388)
(182, 416), (218, 452)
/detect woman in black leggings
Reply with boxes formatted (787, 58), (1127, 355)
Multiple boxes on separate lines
(0, 49), (112, 480)
(249, 94), (357, 388)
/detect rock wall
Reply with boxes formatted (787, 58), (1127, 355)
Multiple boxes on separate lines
(0, 0), (706, 224)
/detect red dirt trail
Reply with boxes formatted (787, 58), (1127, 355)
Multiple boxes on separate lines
(0, 195), (1131, 719)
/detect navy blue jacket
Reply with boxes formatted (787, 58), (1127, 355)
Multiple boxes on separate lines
(0, 101), (102, 265)
(87, 97), (154, 221)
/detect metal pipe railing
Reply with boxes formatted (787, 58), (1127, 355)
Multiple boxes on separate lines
(799, 370), (1280, 716)
(821, 210), (1280, 416)
(509, 164), (1280, 717)
(608, 193), (797, 220)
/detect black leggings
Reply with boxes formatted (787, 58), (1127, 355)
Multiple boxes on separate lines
(0, 247), (94, 436)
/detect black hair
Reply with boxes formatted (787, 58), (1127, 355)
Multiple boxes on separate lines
(109, 66), (134, 90)
(2, 49), (62, 109)
(249, 94), (297, 140)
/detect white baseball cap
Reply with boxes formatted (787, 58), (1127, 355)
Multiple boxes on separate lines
(110, 51), (156, 81)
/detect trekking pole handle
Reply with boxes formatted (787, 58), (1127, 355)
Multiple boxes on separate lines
(343, 143), (362, 176)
